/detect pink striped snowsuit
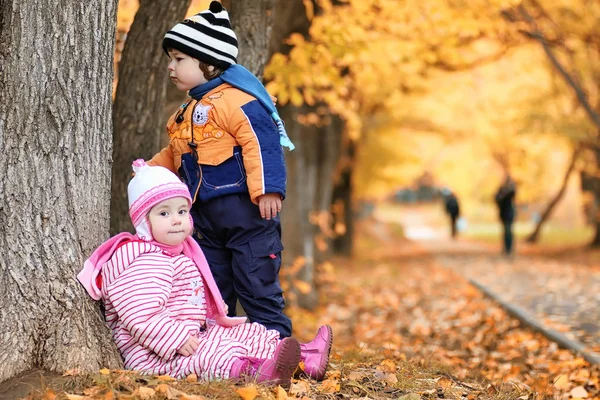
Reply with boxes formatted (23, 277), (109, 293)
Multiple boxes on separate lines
(100, 240), (280, 380)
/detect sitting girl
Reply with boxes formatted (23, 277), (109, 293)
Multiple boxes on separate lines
(77, 160), (332, 386)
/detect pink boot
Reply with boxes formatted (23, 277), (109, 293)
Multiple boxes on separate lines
(229, 337), (301, 388)
(300, 325), (333, 381)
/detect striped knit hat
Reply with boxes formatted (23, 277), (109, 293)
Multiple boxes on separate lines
(128, 160), (192, 241)
(163, 1), (238, 70)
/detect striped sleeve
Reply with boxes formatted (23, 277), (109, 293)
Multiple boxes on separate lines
(105, 252), (191, 360)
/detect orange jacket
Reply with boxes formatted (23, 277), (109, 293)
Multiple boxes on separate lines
(149, 83), (286, 204)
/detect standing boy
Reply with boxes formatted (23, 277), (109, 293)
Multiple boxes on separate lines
(149, 1), (295, 338)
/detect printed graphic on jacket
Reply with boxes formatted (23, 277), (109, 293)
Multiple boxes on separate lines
(189, 278), (205, 306)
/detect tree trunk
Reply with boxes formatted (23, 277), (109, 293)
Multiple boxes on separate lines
(0, 0), (122, 382)
(279, 107), (342, 308)
(589, 147), (600, 247)
(526, 148), (579, 243)
(223, 0), (275, 77)
(591, 216), (600, 247)
(270, 0), (345, 309)
(110, 0), (191, 235)
(331, 139), (356, 256)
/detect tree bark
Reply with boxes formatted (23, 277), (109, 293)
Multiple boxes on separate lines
(224, 0), (275, 77)
(0, 0), (122, 382)
(110, 0), (191, 235)
(526, 148), (579, 243)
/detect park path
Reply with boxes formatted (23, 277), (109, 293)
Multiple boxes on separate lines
(374, 204), (600, 360)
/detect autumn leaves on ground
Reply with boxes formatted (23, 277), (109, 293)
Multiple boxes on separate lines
(20, 211), (599, 400)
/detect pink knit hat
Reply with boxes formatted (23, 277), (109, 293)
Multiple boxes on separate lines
(128, 159), (192, 240)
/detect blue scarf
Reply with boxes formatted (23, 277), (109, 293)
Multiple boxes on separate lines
(189, 65), (294, 150)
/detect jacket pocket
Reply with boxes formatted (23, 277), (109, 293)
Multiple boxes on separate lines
(247, 233), (285, 298)
(178, 153), (201, 203)
(198, 145), (246, 189)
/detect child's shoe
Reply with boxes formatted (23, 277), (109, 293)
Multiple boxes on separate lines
(299, 325), (333, 381)
(255, 337), (301, 387)
(229, 337), (301, 388)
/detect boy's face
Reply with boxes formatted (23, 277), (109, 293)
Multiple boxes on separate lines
(147, 197), (192, 246)
(167, 49), (209, 91)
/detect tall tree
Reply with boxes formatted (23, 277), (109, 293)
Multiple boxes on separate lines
(0, 0), (122, 382)
(501, 0), (600, 245)
(269, 0), (344, 309)
(110, 0), (191, 235)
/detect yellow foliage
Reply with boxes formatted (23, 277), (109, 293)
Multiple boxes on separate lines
(293, 279), (312, 294)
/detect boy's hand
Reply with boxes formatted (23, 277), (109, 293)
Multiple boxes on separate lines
(177, 335), (199, 356)
(257, 194), (282, 220)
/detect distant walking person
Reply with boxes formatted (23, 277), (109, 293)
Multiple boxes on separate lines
(495, 175), (517, 255)
(442, 188), (460, 238)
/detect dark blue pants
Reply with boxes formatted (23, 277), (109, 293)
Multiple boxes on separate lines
(502, 219), (514, 254)
(190, 193), (292, 338)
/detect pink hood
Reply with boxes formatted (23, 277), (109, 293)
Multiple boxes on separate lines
(77, 232), (246, 327)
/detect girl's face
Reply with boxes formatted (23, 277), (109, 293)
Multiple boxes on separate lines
(167, 49), (210, 91)
(147, 197), (192, 246)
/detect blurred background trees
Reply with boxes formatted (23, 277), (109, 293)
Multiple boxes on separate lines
(109, 0), (600, 308)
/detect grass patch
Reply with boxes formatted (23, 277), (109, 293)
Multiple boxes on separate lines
(463, 221), (594, 247)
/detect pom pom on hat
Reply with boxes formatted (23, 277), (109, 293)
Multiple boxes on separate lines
(162, 1), (238, 70)
(127, 160), (192, 228)
(209, 1), (223, 13)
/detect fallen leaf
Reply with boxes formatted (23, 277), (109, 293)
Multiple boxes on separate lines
(289, 381), (311, 396)
(377, 359), (396, 373)
(327, 369), (341, 379)
(573, 369), (591, 382)
(156, 384), (170, 394)
(65, 395), (84, 400)
(43, 390), (56, 400)
(135, 387), (156, 400)
(398, 394), (420, 400)
(186, 373), (198, 383)
(298, 360), (305, 372)
(347, 371), (366, 381)
(276, 385), (289, 399)
(83, 387), (102, 396)
(99, 368), (111, 375)
(553, 374), (570, 390)
(385, 373), (398, 384)
(157, 374), (176, 381)
(236, 385), (258, 400)
(570, 386), (588, 398)
(320, 378), (340, 393)
(168, 387), (187, 400)
(436, 376), (453, 390)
